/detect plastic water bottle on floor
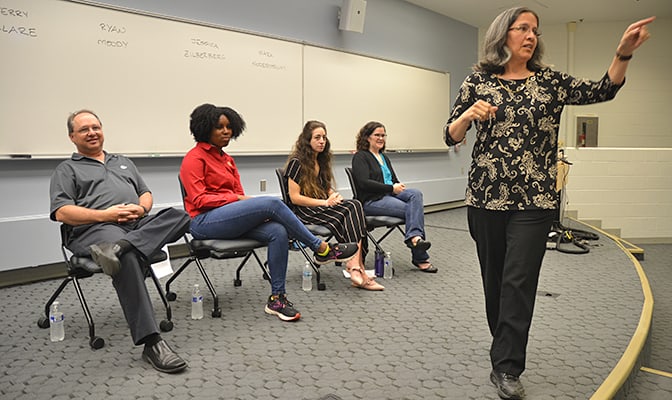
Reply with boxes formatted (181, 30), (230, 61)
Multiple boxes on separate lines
(302, 261), (313, 291)
(49, 301), (65, 342)
(191, 284), (203, 320)
(383, 251), (393, 279)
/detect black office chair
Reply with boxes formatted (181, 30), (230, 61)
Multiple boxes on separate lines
(274, 167), (333, 290)
(168, 177), (270, 317)
(37, 224), (173, 349)
(344, 167), (406, 254)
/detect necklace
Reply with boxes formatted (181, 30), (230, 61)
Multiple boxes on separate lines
(497, 74), (532, 96)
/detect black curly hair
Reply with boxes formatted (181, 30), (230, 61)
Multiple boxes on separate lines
(189, 103), (246, 143)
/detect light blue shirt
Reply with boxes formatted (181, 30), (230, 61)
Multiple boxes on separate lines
(380, 155), (393, 185)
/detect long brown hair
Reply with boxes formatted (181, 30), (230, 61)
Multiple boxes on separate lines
(286, 120), (334, 199)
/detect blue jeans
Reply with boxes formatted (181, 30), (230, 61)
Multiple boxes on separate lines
(363, 188), (429, 263)
(190, 196), (323, 294)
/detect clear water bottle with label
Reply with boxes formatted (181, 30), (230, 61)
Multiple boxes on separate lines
(191, 284), (203, 320)
(49, 301), (65, 342)
(302, 261), (313, 291)
(383, 251), (393, 279)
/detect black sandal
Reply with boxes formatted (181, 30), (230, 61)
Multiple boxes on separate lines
(412, 260), (438, 273)
(406, 238), (431, 252)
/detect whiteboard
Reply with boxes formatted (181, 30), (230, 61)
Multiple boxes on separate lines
(304, 46), (450, 152)
(0, 0), (303, 156)
(0, 0), (450, 157)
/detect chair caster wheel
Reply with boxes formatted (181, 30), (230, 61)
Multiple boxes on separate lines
(159, 319), (173, 332)
(212, 309), (222, 318)
(166, 291), (177, 301)
(90, 336), (105, 349)
(317, 283), (326, 291)
(38, 316), (50, 329)
(233, 279), (242, 287)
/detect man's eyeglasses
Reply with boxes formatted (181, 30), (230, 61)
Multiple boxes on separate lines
(75, 125), (102, 135)
(509, 25), (541, 37)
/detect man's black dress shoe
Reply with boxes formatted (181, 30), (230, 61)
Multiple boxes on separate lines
(490, 370), (525, 399)
(142, 340), (188, 373)
(90, 243), (122, 276)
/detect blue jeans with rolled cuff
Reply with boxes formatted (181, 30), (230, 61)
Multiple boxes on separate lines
(363, 188), (429, 263)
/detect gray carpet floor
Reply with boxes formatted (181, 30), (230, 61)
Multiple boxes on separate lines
(0, 207), (669, 399)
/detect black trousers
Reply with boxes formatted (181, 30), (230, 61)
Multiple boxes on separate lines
(67, 208), (190, 345)
(467, 206), (555, 376)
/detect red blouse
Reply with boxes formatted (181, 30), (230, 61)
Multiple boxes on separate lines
(179, 142), (244, 218)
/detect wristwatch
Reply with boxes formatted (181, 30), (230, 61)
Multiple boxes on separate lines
(616, 52), (632, 61)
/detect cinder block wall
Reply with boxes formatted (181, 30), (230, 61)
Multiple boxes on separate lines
(564, 148), (672, 242)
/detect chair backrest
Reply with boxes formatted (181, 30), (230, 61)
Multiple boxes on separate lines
(273, 167), (331, 290)
(59, 224), (102, 275)
(176, 174), (268, 255)
(344, 167), (405, 243)
(344, 167), (360, 200)
(60, 222), (166, 275)
(177, 175), (188, 208)
(274, 167), (332, 239)
(274, 168), (292, 206)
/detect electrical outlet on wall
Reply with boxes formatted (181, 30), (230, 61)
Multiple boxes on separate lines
(260, 179), (267, 192)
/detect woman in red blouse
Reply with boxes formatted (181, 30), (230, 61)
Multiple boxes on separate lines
(180, 104), (358, 322)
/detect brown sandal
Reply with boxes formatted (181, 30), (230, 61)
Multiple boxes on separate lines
(346, 266), (384, 291)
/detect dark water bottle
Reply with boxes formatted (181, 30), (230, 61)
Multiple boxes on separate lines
(374, 250), (385, 277)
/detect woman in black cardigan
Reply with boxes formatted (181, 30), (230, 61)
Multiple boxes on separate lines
(351, 121), (437, 273)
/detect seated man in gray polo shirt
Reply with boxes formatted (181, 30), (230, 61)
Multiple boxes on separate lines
(49, 109), (191, 374)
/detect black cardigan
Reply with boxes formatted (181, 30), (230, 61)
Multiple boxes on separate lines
(351, 150), (400, 204)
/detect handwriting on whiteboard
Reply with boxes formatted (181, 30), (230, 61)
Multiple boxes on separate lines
(183, 37), (226, 61)
(100, 22), (126, 34)
(252, 49), (286, 70)
(1, 6), (36, 37)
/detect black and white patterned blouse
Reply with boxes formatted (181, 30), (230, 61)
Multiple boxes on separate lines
(445, 67), (622, 211)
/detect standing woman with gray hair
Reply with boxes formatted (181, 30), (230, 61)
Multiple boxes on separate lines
(444, 7), (654, 399)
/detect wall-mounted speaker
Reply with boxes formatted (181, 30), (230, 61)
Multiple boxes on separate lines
(339, 0), (367, 33)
